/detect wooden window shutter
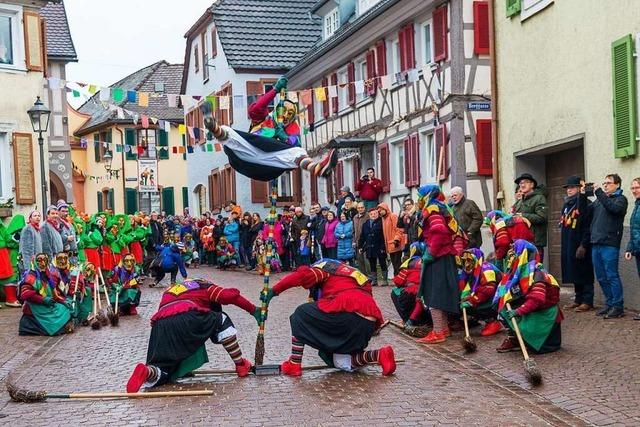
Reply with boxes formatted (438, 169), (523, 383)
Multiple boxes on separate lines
(506, 0), (521, 18)
(308, 89), (315, 125)
(125, 188), (138, 215)
(435, 124), (449, 181)
(310, 172), (318, 203)
(403, 136), (411, 187)
(406, 132), (420, 187)
(182, 186), (189, 208)
(246, 81), (261, 118)
(475, 119), (493, 175)
(398, 27), (407, 72)
(375, 40), (387, 79)
(40, 17), (47, 76)
(612, 34), (638, 158)
(251, 179), (268, 204)
(331, 73), (339, 114)
(158, 129), (169, 160)
(208, 174), (214, 210)
(433, 5), (448, 62)
(379, 143), (390, 192)
(473, 1), (490, 55)
(97, 192), (103, 212)
(228, 84), (234, 125)
(404, 24), (416, 70)
(353, 156), (361, 189)
(293, 169), (302, 204)
(194, 45), (199, 72)
(347, 62), (356, 106)
(365, 50), (377, 95)
(326, 174), (335, 204)
(125, 128), (137, 160)
(93, 133), (101, 163)
(162, 187), (175, 215)
(322, 77), (330, 118)
(108, 189), (115, 210)
(211, 28), (218, 58)
(336, 161), (344, 191)
(24, 11), (44, 72)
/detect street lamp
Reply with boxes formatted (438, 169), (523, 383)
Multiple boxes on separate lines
(27, 96), (51, 216)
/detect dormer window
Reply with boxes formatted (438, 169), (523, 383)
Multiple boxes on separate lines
(358, 0), (382, 15)
(154, 82), (165, 93)
(324, 8), (339, 39)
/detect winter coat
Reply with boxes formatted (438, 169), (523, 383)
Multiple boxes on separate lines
(378, 203), (406, 254)
(147, 221), (163, 251)
(335, 192), (355, 213)
(41, 220), (63, 259)
(291, 214), (310, 242)
(355, 178), (383, 201)
(248, 221), (264, 247)
(239, 221), (251, 248)
(627, 198), (640, 255)
(19, 224), (42, 266)
(352, 212), (369, 248)
(224, 220), (240, 244)
(452, 197), (483, 248)
(590, 188), (628, 248)
(309, 215), (326, 243)
(263, 221), (285, 255)
(59, 220), (77, 253)
(560, 193), (594, 285)
(358, 217), (385, 258)
(159, 245), (188, 277)
(396, 209), (421, 247)
(321, 219), (339, 249)
(341, 206), (358, 221)
(334, 220), (355, 260)
(512, 187), (548, 247)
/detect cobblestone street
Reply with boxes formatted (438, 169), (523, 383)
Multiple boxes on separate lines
(0, 266), (638, 426)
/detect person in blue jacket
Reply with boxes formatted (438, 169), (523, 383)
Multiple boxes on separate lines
(152, 242), (188, 287)
(224, 212), (240, 252)
(335, 212), (355, 266)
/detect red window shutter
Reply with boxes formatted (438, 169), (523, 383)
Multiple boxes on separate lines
(336, 161), (344, 190)
(433, 5), (448, 62)
(251, 179), (268, 204)
(375, 40), (387, 81)
(352, 156), (361, 189)
(326, 173), (335, 204)
(405, 132), (420, 187)
(292, 169), (302, 204)
(398, 27), (407, 72)
(308, 89), (315, 125)
(379, 143), (390, 192)
(403, 136), (411, 187)
(473, 1), (490, 55)
(476, 119), (493, 176)
(321, 77), (329, 118)
(365, 50), (377, 95)
(347, 62), (356, 106)
(310, 172), (318, 203)
(435, 124), (449, 181)
(403, 24), (416, 70)
(331, 73), (339, 114)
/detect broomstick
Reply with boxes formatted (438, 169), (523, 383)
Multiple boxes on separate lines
(71, 267), (81, 315)
(461, 307), (477, 353)
(99, 268), (118, 327)
(89, 278), (101, 330)
(506, 302), (542, 386)
(95, 269), (109, 326)
(6, 378), (213, 402)
(388, 320), (429, 338)
(192, 359), (407, 376)
(255, 181), (279, 365)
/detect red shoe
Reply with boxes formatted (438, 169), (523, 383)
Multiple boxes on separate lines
(235, 358), (253, 377)
(378, 346), (396, 376)
(417, 330), (446, 344)
(443, 328), (451, 337)
(129, 306), (138, 315)
(480, 320), (502, 336)
(496, 336), (519, 353)
(126, 363), (150, 393)
(280, 360), (302, 376)
(318, 149), (338, 177)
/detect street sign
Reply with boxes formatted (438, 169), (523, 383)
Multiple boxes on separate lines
(125, 177), (137, 182)
(467, 102), (491, 111)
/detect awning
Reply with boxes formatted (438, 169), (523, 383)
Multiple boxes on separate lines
(327, 137), (375, 149)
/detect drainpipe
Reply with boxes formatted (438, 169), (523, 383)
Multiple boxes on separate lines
(488, 0), (501, 210)
(114, 126), (126, 212)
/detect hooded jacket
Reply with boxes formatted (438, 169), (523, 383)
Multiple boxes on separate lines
(378, 203), (406, 254)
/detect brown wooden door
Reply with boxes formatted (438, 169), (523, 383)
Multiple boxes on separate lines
(545, 145), (584, 280)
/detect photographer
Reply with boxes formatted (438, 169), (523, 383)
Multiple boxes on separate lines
(355, 168), (383, 211)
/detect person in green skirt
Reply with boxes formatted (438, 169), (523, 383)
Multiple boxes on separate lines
(495, 240), (563, 354)
(18, 253), (74, 336)
(108, 254), (141, 316)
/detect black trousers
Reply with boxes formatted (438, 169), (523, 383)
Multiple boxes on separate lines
(154, 266), (178, 284)
(368, 254), (387, 283)
(389, 251), (403, 276)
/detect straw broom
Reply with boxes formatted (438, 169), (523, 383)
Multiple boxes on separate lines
(98, 267), (118, 327)
(506, 302), (542, 386)
(461, 307), (477, 353)
(95, 269), (108, 326)
(89, 276), (101, 330)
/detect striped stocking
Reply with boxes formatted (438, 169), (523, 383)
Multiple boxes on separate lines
(430, 308), (447, 333)
(351, 350), (379, 367)
(290, 336), (305, 364)
(221, 335), (244, 366)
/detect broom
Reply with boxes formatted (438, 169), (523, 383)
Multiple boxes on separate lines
(70, 267), (81, 316)
(95, 269), (109, 327)
(6, 378), (213, 402)
(506, 302), (542, 386)
(461, 307), (477, 353)
(192, 359), (407, 376)
(388, 320), (429, 338)
(99, 268), (118, 327)
(89, 277), (101, 330)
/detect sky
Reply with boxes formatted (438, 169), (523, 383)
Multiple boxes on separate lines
(65, 0), (213, 87)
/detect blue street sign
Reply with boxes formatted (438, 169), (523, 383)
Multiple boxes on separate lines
(467, 102), (491, 111)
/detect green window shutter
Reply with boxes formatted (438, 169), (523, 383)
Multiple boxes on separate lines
(125, 128), (137, 160)
(158, 130), (169, 160)
(612, 34), (638, 158)
(506, 0), (521, 17)
(182, 186), (189, 209)
(93, 133), (101, 162)
(125, 188), (138, 214)
(182, 134), (187, 160)
(108, 189), (115, 210)
(97, 192), (103, 211)
(162, 187), (175, 215)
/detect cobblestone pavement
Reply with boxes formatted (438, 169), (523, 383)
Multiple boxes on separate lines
(0, 267), (638, 426)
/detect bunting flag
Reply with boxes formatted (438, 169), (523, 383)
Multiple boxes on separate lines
(314, 87), (327, 102)
(138, 92), (149, 107)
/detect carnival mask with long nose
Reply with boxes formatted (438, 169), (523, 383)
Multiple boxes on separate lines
(84, 263), (96, 279)
(35, 253), (49, 271)
(54, 252), (70, 270)
(123, 254), (136, 271)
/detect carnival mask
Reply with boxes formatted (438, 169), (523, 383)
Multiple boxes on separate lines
(54, 252), (70, 270)
(118, 217), (126, 229)
(84, 263), (96, 279)
(461, 253), (476, 274)
(110, 225), (119, 235)
(75, 222), (84, 234)
(35, 253), (49, 271)
(123, 254), (136, 270)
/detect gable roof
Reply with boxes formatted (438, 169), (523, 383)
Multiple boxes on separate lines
(76, 61), (184, 135)
(41, 1), (77, 61)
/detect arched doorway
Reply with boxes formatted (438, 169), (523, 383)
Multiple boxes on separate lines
(193, 184), (207, 216)
(49, 172), (67, 205)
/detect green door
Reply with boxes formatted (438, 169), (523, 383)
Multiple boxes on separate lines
(125, 188), (138, 214)
(162, 187), (175, 216)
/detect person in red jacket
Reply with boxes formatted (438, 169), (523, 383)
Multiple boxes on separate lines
(126, 278), (262, 392)
(201, 77), (337, 182)
(355, 168), (384, 211)
(262, 259), (396, 377)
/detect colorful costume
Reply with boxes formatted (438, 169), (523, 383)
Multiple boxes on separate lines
(201, 77), (337, 181)
(126, 278), (259, 392)
(72, 263), (96, 325)
(82, 216), (104, 269)
(264, 260), (396, 377)
(484, 210), (535, 269)
(108, 254), (141, 315)
(0, 214), (25, 307)
(216, 237), (238, 269)
(18, 253), (74, 336)
(129, 219), (147, 265)
(495, 240), (563, 354)
(459, 248), (503, 336)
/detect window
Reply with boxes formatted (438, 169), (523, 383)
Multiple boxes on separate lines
(0, 16), (13, 65)
(263, 82), (275, 109)
(355, 59), (367, 102)
(314, 80), (324, 120)
(337, 68), (349, 111)
(391, 39), (401, 79)
(324, 8), (339, 39)
(392, 139), (405, 190)
(358, 0), (381, 15)
(0, 4), (25, 70)
(521, 0), (553, 20)
(422, 21), (433, 65)
(216, 83), (233, 125)
(137, 129), (157, 159)
(138, 191), (161, 214)
(0, 132), (12, 200)
(201, 32), (209, 82)
(211, 28), (217, 58)
(422, 131), (437, 182)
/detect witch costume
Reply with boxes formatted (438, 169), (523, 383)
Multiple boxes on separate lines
(391, 242), (430, 328)
(108, 254), (142, 316)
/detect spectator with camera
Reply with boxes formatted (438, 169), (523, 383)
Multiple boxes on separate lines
(590, 173), (628, 319)
(355, 168), (384, 211)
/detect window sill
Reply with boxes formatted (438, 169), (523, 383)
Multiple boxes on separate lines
(355, 97), (374, 109)
(390, 187), (411, 198)
(0, 65), (28, 74)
